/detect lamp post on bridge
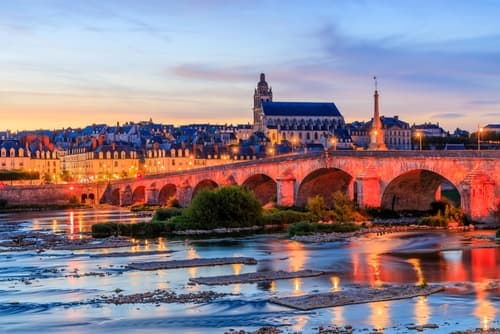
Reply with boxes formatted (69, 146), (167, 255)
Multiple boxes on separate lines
(416, 132), (422, 151)
(478, 126), (484, 151)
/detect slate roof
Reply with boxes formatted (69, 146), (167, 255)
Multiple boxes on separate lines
(262, 102), (342, 117)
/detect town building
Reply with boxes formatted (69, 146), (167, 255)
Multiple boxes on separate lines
(483, 124), (500, 134)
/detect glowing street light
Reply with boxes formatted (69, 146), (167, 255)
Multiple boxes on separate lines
(330, 137), (337, 150)
(292, 137), (298, 152)
(478, 126), (484, 151)
(416, 132), (422, 151)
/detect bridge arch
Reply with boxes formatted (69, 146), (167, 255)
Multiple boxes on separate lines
(132, 185), (146, 204)
(242, 174), (277, 205)
(296, 168), (354, 207)
(381, 169), (461, 212)
(192, 179), (218, 199)
(159, 184), (177, 206)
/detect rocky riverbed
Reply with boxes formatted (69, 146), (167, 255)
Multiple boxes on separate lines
(190, 269), (324, 285)
(270, 284), (445, 310)
(128, 256), (258, 270)
(91, 289), (228, 305)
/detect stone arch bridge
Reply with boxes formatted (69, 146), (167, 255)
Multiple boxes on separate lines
(102, 151), (500, 223)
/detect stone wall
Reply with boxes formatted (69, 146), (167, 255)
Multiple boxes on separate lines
(0, 183), (101, 206)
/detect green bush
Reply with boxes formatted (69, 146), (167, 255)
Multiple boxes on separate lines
(422, 200), (466, 227)
(418, 215), (448, 227)
(306, 195), (328, 219)
(329, 191), (359, 222)
(259, 210), (314, 226)
(91, 221), (171, 238)
(288, 221), (360, 237)
(92, 222), (120, 238)
(183, 186), (262, 229)
(131, 203), (157, 212)
(153, 207), (183, 222)
(365, 207), (400, 219)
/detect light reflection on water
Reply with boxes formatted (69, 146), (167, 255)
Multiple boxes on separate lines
(0, 209), (499, 333)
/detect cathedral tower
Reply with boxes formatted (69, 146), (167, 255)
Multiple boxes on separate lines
(253, 73), (273, 131)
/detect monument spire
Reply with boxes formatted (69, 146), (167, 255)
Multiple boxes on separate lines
(368, 76), (387, 150)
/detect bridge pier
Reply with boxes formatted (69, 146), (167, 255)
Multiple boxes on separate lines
(119, 188), (132, 206)
(461, 171), (496, 223)
(146, 187), (159, 205)
(355, 171), (381, 208)
(277, 176), (296, 207)
(177, 184), (193, 207)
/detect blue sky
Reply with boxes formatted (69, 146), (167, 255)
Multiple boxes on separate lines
(1, 0), (499, 132)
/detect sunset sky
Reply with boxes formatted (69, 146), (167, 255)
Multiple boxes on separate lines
(1, 0), (499, 132)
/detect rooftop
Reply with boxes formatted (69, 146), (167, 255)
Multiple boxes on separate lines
(262, 102), (342, 117)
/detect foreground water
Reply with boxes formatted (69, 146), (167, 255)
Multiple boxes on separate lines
(0, 209), (499, 333)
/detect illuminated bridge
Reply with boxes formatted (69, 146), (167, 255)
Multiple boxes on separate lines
(103, 150), (500, 223)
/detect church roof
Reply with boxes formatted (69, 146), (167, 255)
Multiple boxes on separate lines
(262, 102), (342, 117)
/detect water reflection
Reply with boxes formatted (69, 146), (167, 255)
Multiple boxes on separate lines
(330, 305), (344, 326)
(330, 276), (340, 292)
(414, 296), (430, 326)
(407, 258), (425, 285)
(474, 280), (496, 330)
(3, 209), (500, 334)
(369, 301), (389, 331)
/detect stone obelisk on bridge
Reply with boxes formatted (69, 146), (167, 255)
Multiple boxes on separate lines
(368, 76), (387, 150)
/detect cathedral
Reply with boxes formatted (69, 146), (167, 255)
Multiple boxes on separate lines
(252, 73), (351, 149)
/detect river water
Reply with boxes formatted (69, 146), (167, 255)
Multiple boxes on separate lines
(0, 209), (499, 333)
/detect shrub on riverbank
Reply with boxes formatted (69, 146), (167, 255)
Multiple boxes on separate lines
(259, 209), (314, 226)
(419, 200), (466, 227)
(152, 207), (183, 222)
(306, 192), (365, 223)
(92, 221), (171, 238)
(496, 229), (500, 239)
(179, 186), (262, 230)
(130, 203), (158, 212)
(288, 221), (360, 237)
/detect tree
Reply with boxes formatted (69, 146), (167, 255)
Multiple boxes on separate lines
(184, 186), (262, 229)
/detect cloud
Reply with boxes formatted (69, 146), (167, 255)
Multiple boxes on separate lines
(314, 23), (500, 93)
(172, 64), (255, 82)
(430, 113), (465, 119)
(467, 99), (500, 106)
(481, 112), (500, 118)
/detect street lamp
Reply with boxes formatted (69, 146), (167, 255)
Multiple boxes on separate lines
(292, 137), (297, 152)
(416, 132), (422, 151)
(330, 137), (337, 151)
(478, 126), (484, 151)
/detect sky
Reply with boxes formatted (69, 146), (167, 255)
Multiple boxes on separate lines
(1, 0), (499, 132)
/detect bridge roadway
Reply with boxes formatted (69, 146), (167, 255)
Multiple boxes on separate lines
(100, 150), (500, 223)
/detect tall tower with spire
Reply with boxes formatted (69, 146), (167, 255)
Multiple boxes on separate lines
(368, 76), (387, 150)
(253, 73), (273, 131)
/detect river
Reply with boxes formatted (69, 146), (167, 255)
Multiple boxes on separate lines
(0, 209), (499, 333)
